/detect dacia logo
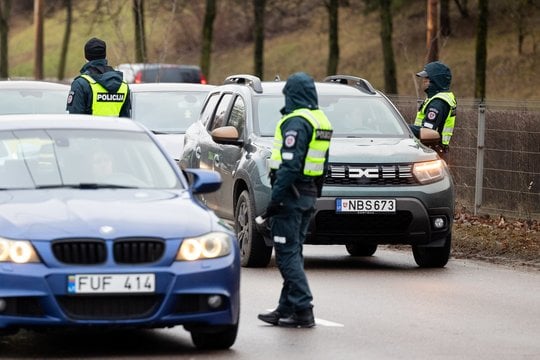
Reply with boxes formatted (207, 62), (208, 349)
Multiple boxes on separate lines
(348, 167), (379, 178)
(96, 93), (125, 102)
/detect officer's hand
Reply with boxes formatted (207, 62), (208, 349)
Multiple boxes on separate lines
(265, 201), (283, 219)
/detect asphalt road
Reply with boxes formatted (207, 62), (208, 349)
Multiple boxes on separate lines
(1, 246), (539, 359)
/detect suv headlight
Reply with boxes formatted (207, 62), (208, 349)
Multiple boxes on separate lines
(412, 160), (445, 184)
(176, 232), (232, 261)
(0, 238), (40, 263)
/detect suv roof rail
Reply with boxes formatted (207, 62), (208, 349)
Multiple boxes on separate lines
(323, 75), (376, 95)
(224, 74), (263, 93)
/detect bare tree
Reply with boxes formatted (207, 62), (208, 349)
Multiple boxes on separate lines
(325, 0), (339, 76)
(0, 0), (11, 79)
(133, 0), (147, 63)
(34, 0), (43, 79)
(57, 0), (71, 81)
(253, 0), (266, 79)
(200, 0), (216, 83)
(426, 0), (439, 62)
(440, 0), (451, 36)
(454, 0), (469, 18)
(475, 0), (488, 100)
(379, 0), (397, 93)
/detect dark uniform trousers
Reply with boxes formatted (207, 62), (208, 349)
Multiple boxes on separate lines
(271, 193), (316, 314)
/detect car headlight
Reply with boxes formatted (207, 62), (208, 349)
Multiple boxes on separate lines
(412, 160), (445, 184)
(176, 232), (232, 261)
(0, 238), (40, 263)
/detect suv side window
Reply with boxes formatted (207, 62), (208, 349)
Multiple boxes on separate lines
(227, 95), (245, 137)
(209, 93), (233, 131)
(200, 93), (220, 127)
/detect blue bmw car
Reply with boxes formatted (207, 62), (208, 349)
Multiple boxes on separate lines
(0, 114), (240, 350)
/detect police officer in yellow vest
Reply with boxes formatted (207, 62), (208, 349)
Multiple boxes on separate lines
(67, 37), (130, 117)
(410, 61), (456, 162)
(258, 72), (332, 328)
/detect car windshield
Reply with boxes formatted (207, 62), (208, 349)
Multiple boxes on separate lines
(255, 95), (406, 137)
(132, 91), (207, 133)
(0, 129), (181, 190)
(0, 89), (68, 115)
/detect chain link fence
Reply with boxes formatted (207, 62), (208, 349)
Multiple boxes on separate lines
(390, 95), (540, 220)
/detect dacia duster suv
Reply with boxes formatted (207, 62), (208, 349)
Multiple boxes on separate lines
(181, 74), (454, 268)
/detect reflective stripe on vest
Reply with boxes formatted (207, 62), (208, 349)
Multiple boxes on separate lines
(269, 108), (333, 176)
(80, 74), (128, 116)
(414, 92), (457, 145)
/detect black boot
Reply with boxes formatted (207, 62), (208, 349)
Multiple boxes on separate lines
(278, 308), (315, 328)
(258, 309), (287, 325)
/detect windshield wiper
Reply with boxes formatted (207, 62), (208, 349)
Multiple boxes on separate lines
(36, 183), (138, 189)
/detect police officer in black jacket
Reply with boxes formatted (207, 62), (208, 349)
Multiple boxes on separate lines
(258, 72), (332, 328)
(67, 37), (130, 117)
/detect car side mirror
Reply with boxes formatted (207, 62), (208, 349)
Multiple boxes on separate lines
(211, 126), (243, 146)
(419, 128), (440, 147)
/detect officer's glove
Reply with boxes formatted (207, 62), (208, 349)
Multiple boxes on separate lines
(264, 201), (283, 219)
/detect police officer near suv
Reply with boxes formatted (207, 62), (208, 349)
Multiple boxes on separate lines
(67, 37), (130, 117)
(410, 61), (456, 162)
(258, 72), (332, 328)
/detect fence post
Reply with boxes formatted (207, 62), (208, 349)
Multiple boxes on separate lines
(474, 101), (486, 215)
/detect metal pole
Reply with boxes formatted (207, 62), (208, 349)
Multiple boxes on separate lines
(474, 101), (486, 215)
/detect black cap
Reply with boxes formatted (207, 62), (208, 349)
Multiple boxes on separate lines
(84, 37), (106, 61)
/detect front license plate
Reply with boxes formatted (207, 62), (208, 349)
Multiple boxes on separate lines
(67, 273), (155, 294)
(336, 198), (396, 213)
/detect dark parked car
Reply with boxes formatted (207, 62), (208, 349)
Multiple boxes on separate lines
(181, 74), (454, 269)
(117, 63), (207, 84)
(0, 114), (240, 350)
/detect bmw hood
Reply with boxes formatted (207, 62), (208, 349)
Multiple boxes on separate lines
(329, 137), (437, 163)
(0, 189), (214, 240)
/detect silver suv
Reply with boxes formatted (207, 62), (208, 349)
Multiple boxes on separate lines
(181, 75), (454, 268)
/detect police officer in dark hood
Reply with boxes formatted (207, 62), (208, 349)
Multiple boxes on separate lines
(410, 61), (456, 161)
(257, 72), (332, 328)
(67, 37), (130, 117)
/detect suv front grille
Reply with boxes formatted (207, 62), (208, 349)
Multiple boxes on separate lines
(57, 295), (161, 320)
(113, 238), (165, 264)
(52, 239), (106, 265)
(325, 164), (416, 186)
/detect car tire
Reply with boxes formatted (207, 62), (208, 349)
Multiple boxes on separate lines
(190, 322), (239, 350)
(412, 233), (451, 268)
(345, 243), (378, 256)
(235, 190), (272, 268)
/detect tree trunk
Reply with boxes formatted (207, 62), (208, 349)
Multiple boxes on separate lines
(326, 0), (339, 76)
(426, 0), (439, 62)
(253, 0), (265, 79)
(380, 0), (397, 94)
(133, 0), (146, 63)
(0, 0), (11, 79)
(440, 0), (451, 36)
(474, 0), (488, 100)
(200, 0), (216, 83)
(57, 0), (71, 81)
(34, 0), (43, 80)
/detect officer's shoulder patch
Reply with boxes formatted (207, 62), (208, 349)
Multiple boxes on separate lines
(284, 134), (296, 148)
(67, 91), (74, 105)
(426, 109), (438, 121)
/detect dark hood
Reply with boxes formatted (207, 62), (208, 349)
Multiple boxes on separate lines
(281, 72), (319, 115)
(80, 59), (125, 93)
(419, 61), (452, 97)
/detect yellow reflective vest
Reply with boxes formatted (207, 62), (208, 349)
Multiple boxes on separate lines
(80, 74), (128, 116)
(270, 108), (333, 176)
(414, 91), (456, 145)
